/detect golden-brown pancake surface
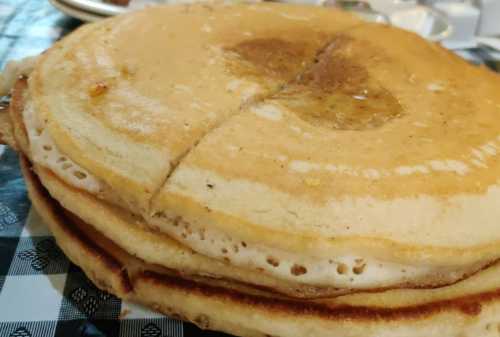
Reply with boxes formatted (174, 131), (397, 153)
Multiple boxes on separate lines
(152, 20), (500, 278)
(29, 3), (361, 213)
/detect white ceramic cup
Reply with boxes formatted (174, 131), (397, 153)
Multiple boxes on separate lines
(433, 2), (480, 43)
(475, 0), (500, 36)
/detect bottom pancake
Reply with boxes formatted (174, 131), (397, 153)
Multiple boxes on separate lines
(20, 155), (500, 337)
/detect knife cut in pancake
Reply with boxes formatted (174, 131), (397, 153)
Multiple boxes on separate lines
(27, 3), (362, 214)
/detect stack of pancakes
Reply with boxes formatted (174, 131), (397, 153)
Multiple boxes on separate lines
(2, 3), (500, 336)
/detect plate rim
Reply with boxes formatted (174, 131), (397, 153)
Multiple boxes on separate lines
(56, 0), (127, 16)
(49, 0), (108, 22)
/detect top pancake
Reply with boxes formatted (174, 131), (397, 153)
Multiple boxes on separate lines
(25, 3), (500, 282)
(29, 3), (361, 213)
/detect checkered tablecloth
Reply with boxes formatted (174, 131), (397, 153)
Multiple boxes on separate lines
(0, 1), (232, 336)
(0, 148), (229, 337)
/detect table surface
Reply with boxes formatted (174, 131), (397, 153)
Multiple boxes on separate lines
(0, 1), (499, 337)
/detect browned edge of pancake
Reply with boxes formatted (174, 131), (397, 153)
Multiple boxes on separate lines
(8, 76), (29, 153)
(0, 103), (16, 149)
(138, 271), (488, 321)
(21, 154), (500, 327)
(21, 155), (133, 296)
(0, 77), (26, 150)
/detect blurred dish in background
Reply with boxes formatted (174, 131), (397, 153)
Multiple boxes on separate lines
(323, 0), (451, 41)
(389, 5), (451, 41)
(50, 0), (159, 18)
(49, 0), (109, 21)
(322, 0), (389, 22)
(368, 0), (418, 12)
(432, 1), (479, 49)
(475, 0), (500, 37)
(51, 0), (272, 21)
(50, 0), (451, 42)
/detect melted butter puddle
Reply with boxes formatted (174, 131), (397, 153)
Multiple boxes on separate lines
(276, 87), (402, 131)
(224, 37), (316, 83)
(279, 36), (403, 131)
(224, 33), (403, 131)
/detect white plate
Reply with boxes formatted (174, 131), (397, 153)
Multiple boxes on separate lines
(476, 37), (500, 53)
(49, 0), (107, 22)
(441, 39), (478, 50)
(55, 0), (179, 18)
(57, 0), (127, 16)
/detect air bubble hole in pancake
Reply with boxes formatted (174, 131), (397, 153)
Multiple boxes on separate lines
(149, 211), (437, 287)
(21, 97), (102, 194)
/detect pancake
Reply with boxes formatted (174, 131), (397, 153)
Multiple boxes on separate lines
(1, 0), (500, 304)
(5, 75), (492, 295)
(5, 75), (455, 298)
(20, 156), (500, 337)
